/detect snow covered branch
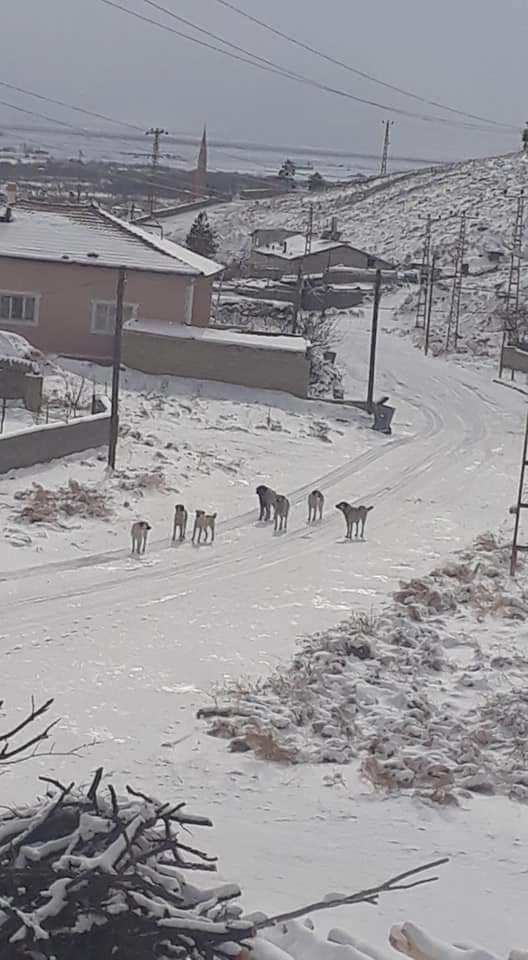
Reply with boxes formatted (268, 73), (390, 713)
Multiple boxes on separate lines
(0, 769), (253, 959)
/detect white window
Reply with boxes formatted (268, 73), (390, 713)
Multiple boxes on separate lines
(0, 291), (39, 326)
(91, 300), (138, 335)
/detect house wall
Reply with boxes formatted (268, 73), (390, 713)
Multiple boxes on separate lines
(0, 396), (110, 475)
(252, 247), (391, 274)
(0, 257), (214, 360)
(123, 330), (310, 398)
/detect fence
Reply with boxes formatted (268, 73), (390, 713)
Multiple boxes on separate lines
(0, 396), (110, 475)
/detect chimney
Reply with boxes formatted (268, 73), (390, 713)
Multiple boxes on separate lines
(282, 240), (287, 253)
(6, 183), (16, 206)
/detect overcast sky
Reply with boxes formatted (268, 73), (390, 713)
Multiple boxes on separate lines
(0, 0), (525, 164)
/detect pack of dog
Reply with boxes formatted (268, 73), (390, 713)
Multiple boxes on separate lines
(131, 486), (375, 554)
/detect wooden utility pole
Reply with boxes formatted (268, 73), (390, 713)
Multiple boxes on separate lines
(304, 203), (314, 256)
(424, 251), (437, 356)
(292, 263), (303, 334)
(366, 269), (382, 413)
(108, 267), (127, 470)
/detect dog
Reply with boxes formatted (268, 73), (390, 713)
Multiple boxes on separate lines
(256, 484), (277, 521)
(273, 494), (290, 533)
(192, 510), (217, 545)
(172, 503), (188, 542)
(336, 501), (373, 540)
(307, 489), (324, 523)
(131, 520), (151, 555)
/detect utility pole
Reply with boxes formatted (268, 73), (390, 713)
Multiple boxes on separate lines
(76, 149), (84, 203)
(444, 212), (467, 352)
(416, 215), (432, 329)
(292, 263), (303, 334)
(366, 269), (382, 413)
(510, 407), (528, 575)
(380, 120), (393, 177)
(424, 251), (437, 356)
(145, 126), (168, 216)
(499, 190), (525, 377)
(108, 267), (127, 471)
(304, 203), (314, 256)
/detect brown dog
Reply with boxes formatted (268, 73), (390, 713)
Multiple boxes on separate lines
(131, 520), (151, 554)
(336, 501), (373, 540)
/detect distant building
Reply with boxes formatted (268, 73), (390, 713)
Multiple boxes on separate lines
(192, 127), (208, 196)
(251, 233), (394, 275)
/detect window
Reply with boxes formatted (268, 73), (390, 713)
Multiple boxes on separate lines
(91, 300), (138, 335)
(0, 291), (38, 325)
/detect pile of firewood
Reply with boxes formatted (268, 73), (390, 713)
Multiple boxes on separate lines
(0, 768), (254, 959)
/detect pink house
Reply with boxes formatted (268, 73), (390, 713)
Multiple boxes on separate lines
(0, 200), (223, 361)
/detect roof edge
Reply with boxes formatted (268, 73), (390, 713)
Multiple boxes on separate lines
(92, 203), (224, 278)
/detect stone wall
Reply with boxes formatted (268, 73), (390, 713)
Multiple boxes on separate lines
(0, 397), (110, 475)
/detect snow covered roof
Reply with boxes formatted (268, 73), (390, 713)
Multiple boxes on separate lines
(253, 233), (386, 262)
(254, 234), (347, 260)
(0, 203), (223, 277)
(126, 318), (309, 353)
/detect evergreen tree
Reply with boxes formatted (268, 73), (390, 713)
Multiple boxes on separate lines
(308, 171), (325, 192)
(185, 211), (218, 258)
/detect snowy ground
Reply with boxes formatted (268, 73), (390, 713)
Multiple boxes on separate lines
(1, 299), (527, 953)
(0, 364), (366, 570)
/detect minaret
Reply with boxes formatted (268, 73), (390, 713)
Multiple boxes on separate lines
(192, 126), (208, 195)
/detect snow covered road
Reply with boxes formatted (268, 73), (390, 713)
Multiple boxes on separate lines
(1, 318), (524, 760)
(1, 309), (526, 952)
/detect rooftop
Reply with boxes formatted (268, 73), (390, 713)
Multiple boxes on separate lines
(0, 202), (223, 277)
(126, 318), (309, 353)
(254, 234), (348, 260)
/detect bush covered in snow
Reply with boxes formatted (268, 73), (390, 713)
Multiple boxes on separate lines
(200, 533), (528, 803)
(13, 480), (112, 525)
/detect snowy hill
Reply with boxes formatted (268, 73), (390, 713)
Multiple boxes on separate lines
(167, 153), (528, 362)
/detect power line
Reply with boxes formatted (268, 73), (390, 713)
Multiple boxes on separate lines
(98, 0), (514, 134)
(209, 0), (517, 132)
(0, 79), (143, 133)
(0, 97), (92, 134)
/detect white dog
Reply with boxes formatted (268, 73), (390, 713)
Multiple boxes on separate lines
(192, 510), (217, 544)
(131, 520), (151, 555)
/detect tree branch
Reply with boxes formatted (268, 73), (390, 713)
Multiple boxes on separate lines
(256, 857), (449, 929)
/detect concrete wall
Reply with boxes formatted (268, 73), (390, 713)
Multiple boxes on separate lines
(501, 345), (528, 375)
(0, 396), (110, 475)
(0, 257), (214, 361)
(123, 330), (310, 398)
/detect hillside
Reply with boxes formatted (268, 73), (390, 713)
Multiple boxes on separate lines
(167, 153), (528, 363)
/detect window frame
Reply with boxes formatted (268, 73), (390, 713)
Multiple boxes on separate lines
(0, 290), (40, 327)
(90, 299), (139, 336)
